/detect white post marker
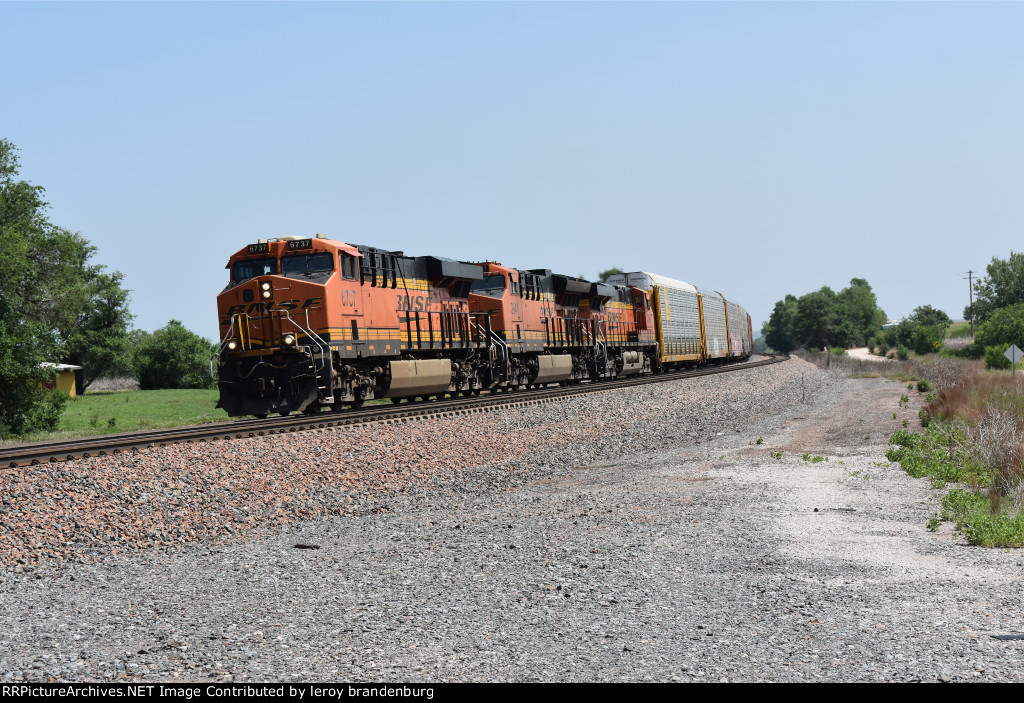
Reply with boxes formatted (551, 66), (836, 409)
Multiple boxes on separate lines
(1005, 344), (1023, 378)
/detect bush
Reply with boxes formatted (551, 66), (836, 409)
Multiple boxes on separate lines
(134, 320), (217, 390)
(984, 344), (1013, 370)
(912, 325), (945, 355)
(896, 344), (910, 360)
(886, 425), (987, 484)
(917, 379), (932, 392)
(941, 489), (1024, 547)
(975, 303), (1024, 356)
(830, 347), (846, 356)
(941, 488), (988, 522)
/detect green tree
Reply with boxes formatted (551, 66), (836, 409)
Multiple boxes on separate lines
(966, 252), (1024, 324)
(134, 320), (217, 390)
(908, 304), (951, 328)
(60, 263), (134, 393)
(883, 305), (952, 356)
(0, 139), (132, 434)
(974, 303), (1024, 354)
(910, 325), (946, 355)
(598, 267), (624, 281)
(835, 278), (887, 347)
(0, 140), (72, 435)
(765, 278), (886, 351)
(793, 287), (839, 349)
(0, 297), (66, 436)
(762, 294), (799, 353)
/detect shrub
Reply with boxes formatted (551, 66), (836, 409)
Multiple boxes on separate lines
(975, 303), (1024, 353)
(917, 380), (932, 392)
(941, 488), (988, 522)
(134, 320), (217, 390)
(984, 344), (1012, 370)
(886, 425), (987, 483)
(830, 347), (846, 356)
(896, 345), (910, 360)
(912, 325), (946, 355)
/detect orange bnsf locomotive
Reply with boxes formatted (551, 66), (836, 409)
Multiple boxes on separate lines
(215, 234), (752, 417)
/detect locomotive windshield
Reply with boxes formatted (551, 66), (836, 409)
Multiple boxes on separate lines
(281, 252), (335, 278)
(469, 274), (506, 298)
(232, 257), (277, 281)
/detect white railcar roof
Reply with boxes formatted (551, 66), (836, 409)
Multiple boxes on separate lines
(604, 271), (698, 295)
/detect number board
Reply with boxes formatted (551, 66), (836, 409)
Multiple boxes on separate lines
(247, 243), (270, 254)
(286, 239), (314, 251)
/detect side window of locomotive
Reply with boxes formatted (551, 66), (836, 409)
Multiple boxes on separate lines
(281, 252), (335, 279)
(340, 253), (357, 280)
(469, 274), (507, 298)
(232, 257), (277, 282)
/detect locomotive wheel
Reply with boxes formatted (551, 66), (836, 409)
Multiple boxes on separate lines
(351, 396), (365, 409)
(255, 413), (268, 419)
(472, 388), (481, 396)
(391, 398), (402, 405)
(278, 411), (290, 417)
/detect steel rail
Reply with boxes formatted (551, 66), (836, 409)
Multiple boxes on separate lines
(1, 355), (785, 469)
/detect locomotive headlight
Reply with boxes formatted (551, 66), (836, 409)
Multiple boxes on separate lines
(262, 290), (271, 299)
(227, 340), (238, 350)
(261, 282), (271, 291)
(283, 334), (295, 346)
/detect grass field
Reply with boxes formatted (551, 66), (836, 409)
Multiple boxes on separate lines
(946, 320), (974, 339)
(2, 389), (228, 444)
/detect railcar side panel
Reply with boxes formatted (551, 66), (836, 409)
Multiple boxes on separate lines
(725, 300), (749, 358)
(696, 287), (729, 360)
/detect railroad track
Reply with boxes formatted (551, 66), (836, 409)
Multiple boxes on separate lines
(1, 355), (785, 469)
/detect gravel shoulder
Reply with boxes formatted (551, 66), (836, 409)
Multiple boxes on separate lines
(2, 358), (1022, 682)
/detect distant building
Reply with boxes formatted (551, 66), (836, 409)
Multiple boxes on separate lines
(881, 319), (902, 330)
(39, 363), (83, 397)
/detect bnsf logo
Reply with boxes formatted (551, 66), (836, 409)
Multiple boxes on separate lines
(396, 294), (428, 312)
(221, 297), (323, 325)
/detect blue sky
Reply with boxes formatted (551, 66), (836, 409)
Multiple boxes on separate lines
(4, 1), (1023, 342)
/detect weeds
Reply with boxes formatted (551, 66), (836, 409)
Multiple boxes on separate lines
(938, 489), (1024, 547)
(885, 424), (987, 485)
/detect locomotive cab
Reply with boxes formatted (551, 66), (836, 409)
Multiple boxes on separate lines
(217, 235), (346, 417)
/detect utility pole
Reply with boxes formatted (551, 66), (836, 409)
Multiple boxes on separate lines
(964, 270), (975, 337)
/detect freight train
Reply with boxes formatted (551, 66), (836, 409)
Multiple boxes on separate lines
(215, 234), (753, 418)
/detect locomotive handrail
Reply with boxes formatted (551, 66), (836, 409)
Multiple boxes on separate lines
(216, 315), (240, 356)
(282, 308), (334, 402)
(470, 317), (510, 382)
